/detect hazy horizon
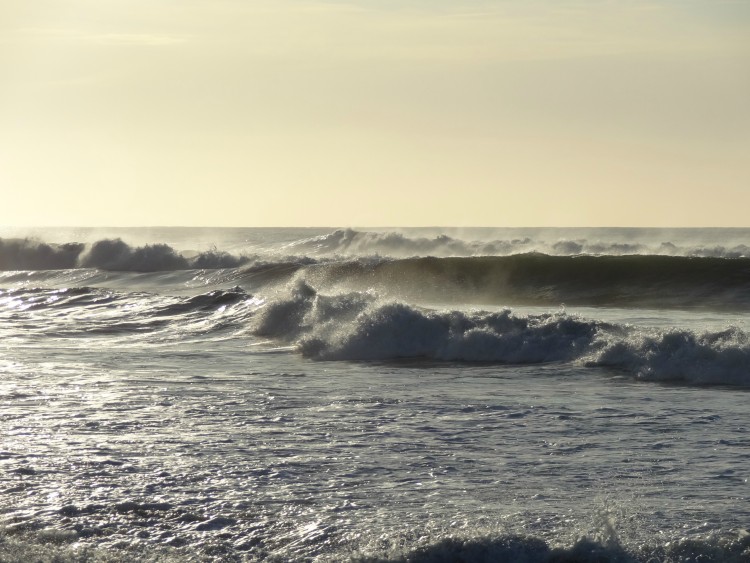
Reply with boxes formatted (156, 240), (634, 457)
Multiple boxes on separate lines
(2, 0), (748, 227)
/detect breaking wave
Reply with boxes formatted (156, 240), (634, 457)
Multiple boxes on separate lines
(286, 228), (750, 259)
(4, 228), (750, 273)
(0, 237), (250, 272)
(252, 282), (750, 386)
(0, 238), (84, 270)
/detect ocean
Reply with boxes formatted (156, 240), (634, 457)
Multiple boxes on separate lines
(1, 227), (749, 562)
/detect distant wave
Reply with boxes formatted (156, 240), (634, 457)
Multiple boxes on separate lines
(285, 228), (750, 259)
(4, 230), (750, 274)
(4, 240), (750, 310)
(0, 238), (84, 270)
(252, 282), (750, 386)
(0, 237), (250, 272)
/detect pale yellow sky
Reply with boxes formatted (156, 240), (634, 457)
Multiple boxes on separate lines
(1, 0), (748, 227)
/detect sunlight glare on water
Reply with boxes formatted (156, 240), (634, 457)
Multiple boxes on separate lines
(1, 228), (749, 561)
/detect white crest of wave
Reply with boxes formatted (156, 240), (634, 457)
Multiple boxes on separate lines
(587, 326), (750, 386)
(280, 228), (750, 259)
(253, 281), (603, 362)
(250, 282), (750, 387)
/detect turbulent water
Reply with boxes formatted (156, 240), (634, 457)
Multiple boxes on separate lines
(1, 227), (749, 562)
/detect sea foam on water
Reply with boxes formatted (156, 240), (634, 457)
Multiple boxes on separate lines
(1, 227), (749, 561)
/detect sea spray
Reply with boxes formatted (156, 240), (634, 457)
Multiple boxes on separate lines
(3, 227), (750, 561)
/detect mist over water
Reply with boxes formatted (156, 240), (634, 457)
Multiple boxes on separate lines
(1, 227), (749, 561)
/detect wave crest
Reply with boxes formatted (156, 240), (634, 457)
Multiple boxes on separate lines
(0, 237), (251, 272)
(286, 228), (750, 259)
(588, 326), (750, 386)
(80, 239), (189, 271)
(251, 284), (750, 386)
(0, 238), (83, 270)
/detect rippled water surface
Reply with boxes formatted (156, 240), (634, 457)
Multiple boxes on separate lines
(2, 228), (750, 562)
(3, 338), (750, 561)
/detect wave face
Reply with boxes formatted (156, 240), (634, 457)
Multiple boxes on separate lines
(298, 253), (750, 310)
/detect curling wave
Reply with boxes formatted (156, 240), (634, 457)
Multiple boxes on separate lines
(298, 253), (750, 310)
(252, 282), (750, 386)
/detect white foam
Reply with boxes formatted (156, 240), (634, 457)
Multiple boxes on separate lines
(587, 326), (750, 386)
(251, 284), (750, 387)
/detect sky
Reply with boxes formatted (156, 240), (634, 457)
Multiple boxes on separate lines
(1, 0), (748, 227)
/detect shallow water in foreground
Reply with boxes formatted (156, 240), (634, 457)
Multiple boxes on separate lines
(3, 341), (750, 561)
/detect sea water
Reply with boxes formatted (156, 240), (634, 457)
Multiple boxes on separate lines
(1, 227), (749, 562)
